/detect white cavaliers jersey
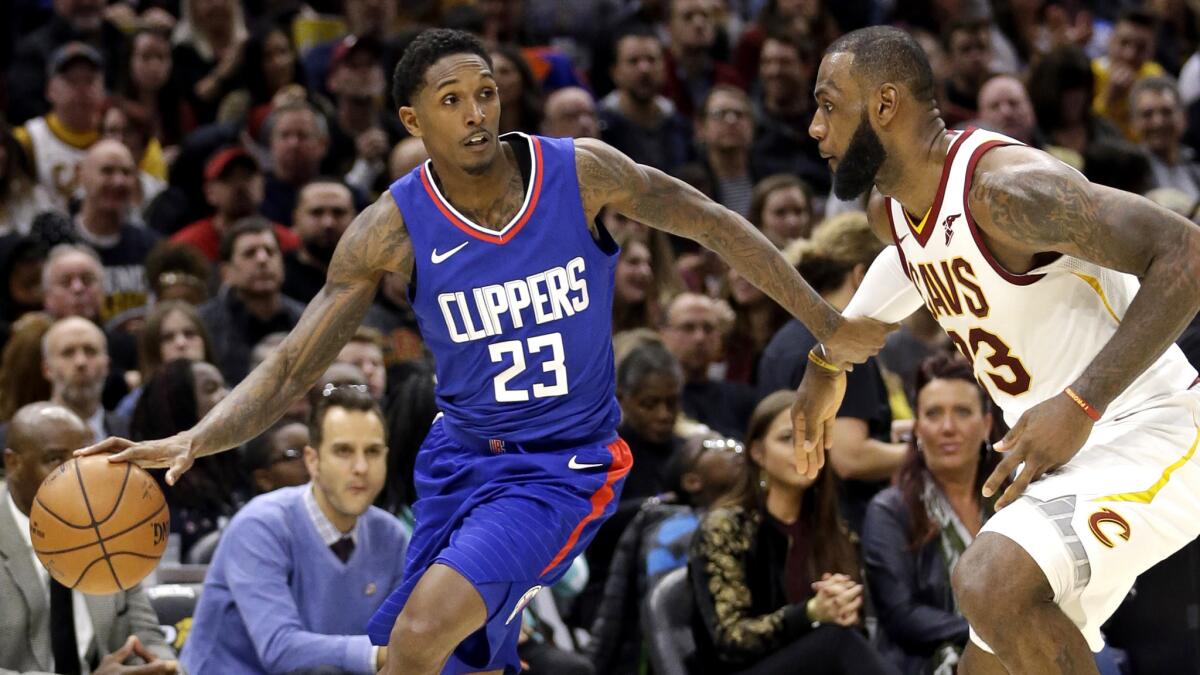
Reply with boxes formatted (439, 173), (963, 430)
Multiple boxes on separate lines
(887, 128), (1198, 427)
(23, 116), (91, 212)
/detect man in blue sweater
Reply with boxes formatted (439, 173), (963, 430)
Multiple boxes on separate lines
(181, 387), (407, 674)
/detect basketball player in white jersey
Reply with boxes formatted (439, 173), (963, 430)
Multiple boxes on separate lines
(793, 27), (1200, 675)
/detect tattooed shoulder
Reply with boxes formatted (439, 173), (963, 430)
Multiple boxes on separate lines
(574, 138), (638, 218)
(328, 194), (412, 284)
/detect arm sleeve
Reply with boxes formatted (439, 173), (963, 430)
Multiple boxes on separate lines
(688, 511), (811, 667)
(223, 515), (375, 674)
(122, 583), (179, 663)
(843, 246), (926, 323)
(861, 494), (969, 651)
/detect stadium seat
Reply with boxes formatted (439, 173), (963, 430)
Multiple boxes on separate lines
(186, 529), (222, 564)
(642, 567), (695, 675)
(148, 583), (204, 651)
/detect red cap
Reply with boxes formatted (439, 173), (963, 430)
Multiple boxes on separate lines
(330, 34), (381, 71)
(204, 147), (258, 182)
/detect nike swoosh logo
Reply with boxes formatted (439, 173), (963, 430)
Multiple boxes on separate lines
(898, 234), (910, 244)
(568, 456), (604, 470)
(431, 241), (469, 264)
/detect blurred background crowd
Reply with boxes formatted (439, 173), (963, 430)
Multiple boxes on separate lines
(2, 0), (1200, 673)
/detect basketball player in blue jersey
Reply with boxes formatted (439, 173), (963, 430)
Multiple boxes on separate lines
(792, 26), (1200, 675)
(79, 29), (893, 674)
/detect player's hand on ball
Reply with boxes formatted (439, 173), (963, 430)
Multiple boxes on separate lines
(75, 432), (197, 486)
(792, 362), (847, 479)
(94, 635), (177, 674)
(983, 393), (1095, 509)
(823, 316), (897, 366)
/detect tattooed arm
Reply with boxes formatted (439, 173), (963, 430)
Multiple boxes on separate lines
(79, 195), (412, 482)
(574, 137), (893, 364)
(969, 146), (1200, 507)
(970, 146), (1200, 411)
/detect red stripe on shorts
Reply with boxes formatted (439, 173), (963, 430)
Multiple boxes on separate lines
(540, 439), (633, 577)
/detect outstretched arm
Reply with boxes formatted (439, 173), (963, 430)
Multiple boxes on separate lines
(969, 146), (1200, 506)
(79, 195), (411, 483)
(574, 138), (893, 364)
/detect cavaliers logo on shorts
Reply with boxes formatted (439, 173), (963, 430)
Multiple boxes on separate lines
(1088, 508), (1131, 548)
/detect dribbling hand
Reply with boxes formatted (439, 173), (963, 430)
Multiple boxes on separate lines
(822, 316), (897, 366)
(792, 361), (847, 479)
(75, 433), (197, 486)
(983, 393), (1095, 509)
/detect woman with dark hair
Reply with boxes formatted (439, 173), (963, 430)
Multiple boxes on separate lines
(131, 358), (246, 560)
(689, 390), (895, 674)
(0, 312), (53, 422)
(612, 228), (659, 333)
(0, 121), (53, 236)
(749, 174), (814, 247)
(218, 24), (307, 127)
(0, 234), (46, 347)
(491, 45), (543, 134)
(101, 98), (168, 207)
(861, 354), (998, 674)
(377, 360), (438, 521)
(722, 267), (789, 385)
(120, 27), (192, 149)
(115, 300), (216, 417)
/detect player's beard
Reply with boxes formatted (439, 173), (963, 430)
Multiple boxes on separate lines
(833, 110), (888, 201)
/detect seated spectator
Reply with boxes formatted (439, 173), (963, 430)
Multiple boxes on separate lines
(1092, 8), (1164, 140)
(940, 18), (994, 128)
(749, 174), (814, 248)
(974, 74), (1039, 146)
(337, 326), (388, 402)
(722, 267), (789, 386)
(132, 357), (245, 561)
(1130, 76), (1200, 201)
(491, 45), (543, 135)
(588, 432), (747, 674)
(750, 32), (829, 195)
(172, 145), (300, 263)
(323, 35), (406, 194)
(660, 0), (745, 120)
(99, 98), (168, 208)
(14, 42), (107, 213)
(200, 218), (306, 383)
(0, 121), (55, 235)
(690, 85), (759, 217)
(377, 360), (438, 520)
(689, 390), (895, 675)
(0, 234), (47, 345)
(612, 229), (659, 333)
(541, 86), (600, 140)
(862, 354), (997, 675)
(116, 300), (216, 416)
(181, 386), (407, 675)
(261, 102), (337, 227)
(1, 402), (178, 673)
(68, 140), (161, 322)
(598, 25), (694, 173)
(283, 179), (355, 304)
(1028, 45), (1123, 162)
(0, 313), (54, 423)
(118, 27), (190, 150)
(144, 240), (212, 306)
(41, 243), (104, 322)
(243, 418), (311, 494)
(216, 26), (306, 134)
(33, 317), (127, 447)
(758, 213), (904, 532)
(171, 0), (249, 125)
(661, 293), (757, 439)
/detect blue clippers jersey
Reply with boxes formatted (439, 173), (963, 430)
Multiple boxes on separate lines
(388, 133), (621, 444)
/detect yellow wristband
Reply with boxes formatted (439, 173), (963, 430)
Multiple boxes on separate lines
(808, 348), (841, 373)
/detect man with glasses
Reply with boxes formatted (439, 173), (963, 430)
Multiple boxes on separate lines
(182, 386), (406, 674)
(693, 85), (759, 217)
(661, 293), (757, 439)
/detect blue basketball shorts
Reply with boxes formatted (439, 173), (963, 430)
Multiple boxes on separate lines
(366, 416), (632, 674)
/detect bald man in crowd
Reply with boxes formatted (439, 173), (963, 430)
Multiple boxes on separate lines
(976, 74), (1038, 146)
(1, 402), (178, 674)
(541, 87), (600, 139)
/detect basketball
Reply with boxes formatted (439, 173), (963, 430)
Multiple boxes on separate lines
(28, 455), (169, 595)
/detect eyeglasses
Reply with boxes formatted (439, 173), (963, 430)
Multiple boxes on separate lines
(706, 108), (750, 123)
(270, 447), (304, 465)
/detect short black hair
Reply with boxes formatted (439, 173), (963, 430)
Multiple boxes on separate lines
(309, 385), (385, 450)
(218, 216), (278, 263)
(1117, 7), (1159, 31)
(616, 341), (682, 397)
(392, 28), (492, 108)
(826, 26), (937, 104)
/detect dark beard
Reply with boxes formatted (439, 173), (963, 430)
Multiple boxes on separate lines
(833, 111), (888, 200)
(305, 240), (338, 266)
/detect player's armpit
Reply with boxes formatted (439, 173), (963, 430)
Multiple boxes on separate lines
(969, 146), (1200, 410)
(191, 196), (411, 458)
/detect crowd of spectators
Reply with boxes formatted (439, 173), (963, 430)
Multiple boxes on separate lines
(3, 0), (1200, 673)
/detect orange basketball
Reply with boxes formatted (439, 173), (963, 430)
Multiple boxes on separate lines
(29, 455), (169, 595)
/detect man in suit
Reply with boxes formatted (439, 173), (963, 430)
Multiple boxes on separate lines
(1, 402), (177, 674)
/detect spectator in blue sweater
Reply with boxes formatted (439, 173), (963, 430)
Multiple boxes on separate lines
(180, 386), (407, 674)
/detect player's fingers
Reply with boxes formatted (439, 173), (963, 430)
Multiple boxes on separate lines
(997, 461), (1040, 510)
(993, 420), (1024, 454)
(74, 436), (134, 457)
(982, 444), (1026, 498)
(105, 443), (169, 467)
(165, 453), (194, 486)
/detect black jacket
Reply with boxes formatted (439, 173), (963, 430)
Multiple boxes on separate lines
(861, 487), (969, 675)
